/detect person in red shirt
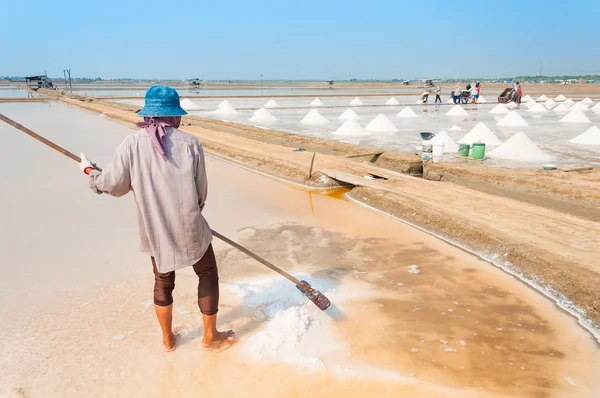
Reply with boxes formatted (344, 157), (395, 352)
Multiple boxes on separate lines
(471, 82), (481, 104)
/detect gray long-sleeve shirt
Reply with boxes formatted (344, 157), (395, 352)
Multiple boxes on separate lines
(89, 128), (212, 273)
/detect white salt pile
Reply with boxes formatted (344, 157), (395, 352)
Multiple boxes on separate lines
(445, 105), (468, 117)
(217, 99), (233, 109)
(349, 98), (363, 106)
(555, 94), (567, 102)
(301, 109), (330, 125)
(310, 98), (325, 107)
(459, 122), (502, 146)
(408, 265), (421, 274)
(450, 124), (462, 131)
(430, 131), (458, 152)
(564, 99), (575, 105)
(447, 98), (454, 104)
(497, 111), (529, 127)
(524, 100), (537, 109)
(489, 103), (509, 114)
(544, 99), (557, 109)
(338, 108), (361, 120)
(537, 95), (549, 102)
(180, 98), (201, 111)
(385, 97), (400, 106)
(522, 95), (533, 102)
(396, 106), (418, 118)
(581, 97), (594, 105)
(553, 103), (572, 113)
(332, 120), (369, 137)
(570, 126), (600, 145)
(528, 103), (549, 113)
(249, 108), (277, 123)
(365, 114), (398, 132)
(212, 101), (239, 115)
(592, 102), (600, 113)
(264, 99), (279, 108)
(476, 95), (487, 103)
(488, 132), (553, 162)
(505, 102), (518, 109)
(560, 109), (591, 123)
(570, 102), (591, 112)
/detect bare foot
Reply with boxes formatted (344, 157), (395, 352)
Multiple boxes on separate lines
(201, 330), (236, 349)
(163, 332), (181, 352)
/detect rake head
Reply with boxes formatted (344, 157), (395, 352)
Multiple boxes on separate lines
(295, 280), (331, 311)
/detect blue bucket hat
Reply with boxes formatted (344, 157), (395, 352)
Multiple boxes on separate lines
(138, 85), (187, 117)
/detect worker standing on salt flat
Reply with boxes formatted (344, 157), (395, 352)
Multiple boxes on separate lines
(471, 82), (481, 104)
(78, 86), (235, 352)
(434, 85), (442, 103)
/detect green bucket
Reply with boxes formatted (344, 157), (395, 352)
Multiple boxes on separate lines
(458, 144), (470, 157)
(472, 143), (486, 159)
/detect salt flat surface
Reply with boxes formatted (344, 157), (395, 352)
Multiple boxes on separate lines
(112, 96), (600, 167)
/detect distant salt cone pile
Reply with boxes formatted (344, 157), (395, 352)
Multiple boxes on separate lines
(559, 109), (591, 123)
(476, 95), (487, 103)
(447, 98), (454, 104)
(581, 97), (594, 105)
(217, 99), (233, 109)
(570, 102), (591, 112)
(396, 106), (419, 118)
(592, 102), (600, 113)
(180, 98), (202, 111)
(537, 95), (549, 102)
(365, 114), (398, 132)
(249, 108), (277, 123)
(301, 109), (329, 125)
(385, 97), (400, 106)
(450, 124), (462, 131)
(264, 99), (279, 108)
(332, 119), (369, 137)
(553, 103), (572, 113)
(489, 103), (509, 114)
(212, 101), (239, 115)
(445, 105), (469, 117)
(555, 94), (567, 102)
(505, 102), (518, 109)
(310, 98), (325, 107)
(528, 103), (549, 113)
(522, 95), (533, 102)
(497, 111), (529, 127)
(349, 98), (363, 106)
(459, 122), (502, 146)
(430, 130), (459, 152)
(564, 98), (575, 105)
(543, 99), (557, 109)
(488, 132), (552, 162)
(570, 126), (600, 145)
(524, 100), (537, 109)
(338, 108), (361, 120)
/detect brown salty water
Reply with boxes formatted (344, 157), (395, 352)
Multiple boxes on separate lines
(0, 102), (599, 397)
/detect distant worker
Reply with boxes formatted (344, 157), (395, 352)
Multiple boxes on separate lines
(420, 91), (429, 103)
(471, 82), (481, 104)
(434, 85), (442, 103)
(78, 86), (235, 352)
(453, 82), (462, 104)
(516, 82), (523, 104)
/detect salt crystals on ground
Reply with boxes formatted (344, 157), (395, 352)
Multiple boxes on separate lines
(524, 100), (537, 109)
(476, 95), (487, 103)
(528, 103), (549, 113)
(505, 102), (518, 109)
(396, 106), (419, 118)
(430, 131), (459, 152)
(459, 122), (502, 146)
(349, 98), (363, 106)
(408, 265), (420, 274)
(217, 99), (233, 109)
(212, 101), (239, 115)
(338, 108), (361, 120)
(488, 132), (553, 162)
(445, 105), (469, 117)
(447, 98), (455, 104)
(570, 126), (600, 145)
(385, 97), (400, 105)
(560, 110), (591, 123)
(570, 102), (591, 112)
(332, 120), (369, 137)
(489, 103), (509, 114)
(301, 109), (330, 125)
(365, 114), (398, 132)
(555, 94), (567, 102)
(537, 95), (549, 102)
(544, 99), (557, 109)
(564, 99), (575, 105)
(249, 108), (277, 123)
(581, 97), (594, 105)
(553, 103), (572, 113)
(450, 124), (462, 131)
(264, 99), (279, 108)
(180, 98), (202, 111)
(522, 95), (533, 102)
(310, 98), (325, 107)
(592, 102), (600, 113)
(497, 111), (529, 127)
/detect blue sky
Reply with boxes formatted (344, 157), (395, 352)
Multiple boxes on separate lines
(1, 0), (598, 80)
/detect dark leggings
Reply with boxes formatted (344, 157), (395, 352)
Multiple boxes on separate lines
(152, 244), (219, 315)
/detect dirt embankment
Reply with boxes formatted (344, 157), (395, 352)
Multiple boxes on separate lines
(51, 92), (600, 331)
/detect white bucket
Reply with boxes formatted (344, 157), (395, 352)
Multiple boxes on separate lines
(432, 142), (445, 157)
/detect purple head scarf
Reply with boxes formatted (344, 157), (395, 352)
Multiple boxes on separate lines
(135, 116), (181, 159)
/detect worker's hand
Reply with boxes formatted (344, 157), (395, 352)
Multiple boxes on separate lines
(79, 153), (95, 175)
